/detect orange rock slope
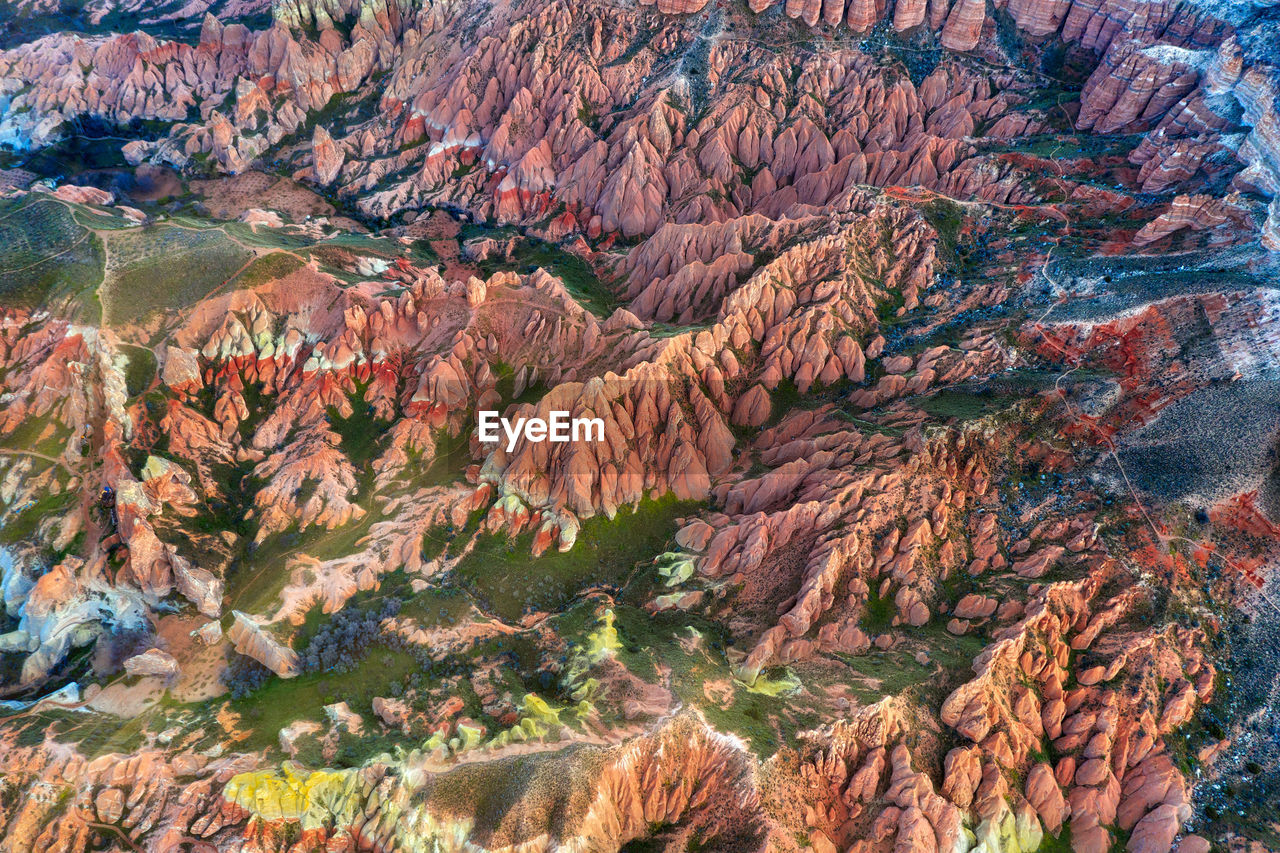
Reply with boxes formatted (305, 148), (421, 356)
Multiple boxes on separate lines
(0, 0), (1277, 850)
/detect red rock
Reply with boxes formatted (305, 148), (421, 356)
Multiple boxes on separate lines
(1025, 763), (1067, 833)
(940, 0), (985, 51)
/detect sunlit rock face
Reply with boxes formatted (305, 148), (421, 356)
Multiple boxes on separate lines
(0, 0), (1276, 850)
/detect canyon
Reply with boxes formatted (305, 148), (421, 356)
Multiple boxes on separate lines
(0, 0), (1277, 851)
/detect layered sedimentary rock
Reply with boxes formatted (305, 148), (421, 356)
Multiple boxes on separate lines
(3, 0), (1273, 247)
(0, 0), (1274, 850)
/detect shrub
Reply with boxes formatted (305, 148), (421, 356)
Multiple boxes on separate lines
(225, 654), (272, 699)
(300, 598), (403, 674)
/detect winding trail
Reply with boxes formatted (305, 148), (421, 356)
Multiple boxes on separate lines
(887, 129), (1280, 615)
(1029, 141), (1280, 616)
(81, 821), (142, 853)
(0, 447), (71, 472)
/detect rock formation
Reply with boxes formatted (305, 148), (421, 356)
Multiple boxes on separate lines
(0, 0), (1273, 849)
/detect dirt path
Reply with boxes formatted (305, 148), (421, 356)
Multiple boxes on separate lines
(0, 447), (71, 471)
(0, 228), (93, 276)
(81, 821), (142, 852)
(1011, 142), (1280, 615)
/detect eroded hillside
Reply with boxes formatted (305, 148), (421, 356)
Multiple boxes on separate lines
(0, 0), (1278, 851)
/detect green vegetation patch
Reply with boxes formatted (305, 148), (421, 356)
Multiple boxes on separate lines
(472, 236), (618, 317)
(70, 206), (137, 231)
(0, 198), (104, 315)
(1035, 825), (1073, 852)
(233, 252), (306, 289)
(395, 582), (474, 629)
(918, 388), (1019, 421)
(120, 344), (157, 397)
(7, 706), (148, 757)
(0, 413), (71, 459)
(326, 384), (393, 472)
(609, 606), (821, 759)
(919, 198), (965, 265)
(0, 489), (76, 546)
(227, 507), (379, 614)
(230, 648), (423, 754)
(450, 496), (697, 622)
(808, 617), (990, 709)
(220, 221), (315, 251)
(101, 224), (251, 324)
(860, 590), (895, 634)
(827, 649), (932, 704)
(491, 362), (550, 409)
(419, 427), (478, 489)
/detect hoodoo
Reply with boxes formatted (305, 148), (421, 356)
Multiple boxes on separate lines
(0, 0), (1276, 850)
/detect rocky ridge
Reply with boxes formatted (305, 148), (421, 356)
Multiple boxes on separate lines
(0, 0), (1276, 849)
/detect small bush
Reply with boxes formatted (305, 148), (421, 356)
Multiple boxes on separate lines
(300, 598), (401, 674)
(225, 654), (273, 699)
